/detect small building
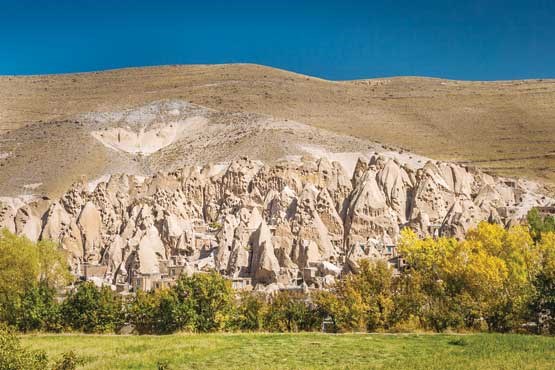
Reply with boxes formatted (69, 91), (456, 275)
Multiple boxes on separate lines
(167, 265), (187, 278)
(504, 180), (517, 189)
(303, 267), (317, 284)
(388, 255), (407, 272)
(115, 282), (130, 293)
(382, 244), (397, 258)
(231, 277), (253, 290)
(496, 206), (516, 219)
(131, 272), (162, 291)
(428, 224), (442, 238)
(158, 260), (169, 275)
(151, 277), (175, 291)
(79, 263), (108, 280)
(195, 232), (217, 249)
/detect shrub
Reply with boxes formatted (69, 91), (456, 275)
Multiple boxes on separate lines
(128, 288), (168, 334)
(0, 323), (49, 370)
(529, 231), (555, 334)
(51, 351), (84, 370)
(156, 360), (171, 370)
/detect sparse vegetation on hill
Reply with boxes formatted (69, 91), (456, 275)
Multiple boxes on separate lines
(1, 64), (554, 193)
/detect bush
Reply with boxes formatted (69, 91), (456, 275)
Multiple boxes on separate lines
(51, 351), (84, 370)
(0, 323), (49, 370)
(128, 288), (168, 334)
(156, 360), (171, 370)
(0, 230), (41, 324)
(529, 231), (555, 334)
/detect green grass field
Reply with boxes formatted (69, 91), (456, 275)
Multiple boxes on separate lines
(20, 333), (555, 370)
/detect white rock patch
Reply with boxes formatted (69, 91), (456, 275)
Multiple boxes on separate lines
(91, 116), (208, 155)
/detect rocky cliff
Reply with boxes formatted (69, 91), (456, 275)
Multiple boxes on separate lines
(1, 153), (552, 289)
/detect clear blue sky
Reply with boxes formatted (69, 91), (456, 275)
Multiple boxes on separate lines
(1, 0), (554, 80)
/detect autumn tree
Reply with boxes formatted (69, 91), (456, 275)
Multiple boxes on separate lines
(314, 259), (398, 332)
(399, 222), (538, 332)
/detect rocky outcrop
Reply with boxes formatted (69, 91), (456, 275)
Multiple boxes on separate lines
(0, 155), (552, 288)
(251, 221), (280, 284)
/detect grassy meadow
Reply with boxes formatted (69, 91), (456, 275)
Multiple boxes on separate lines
(20, 333), (555, 370)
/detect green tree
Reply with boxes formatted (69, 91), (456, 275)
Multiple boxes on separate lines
(232, 292), (268, 331)
(156, 289), (185, 334)
(529, 231), (555, 334)
(0, 230), (40, 322)
(264, 291), (318, 332)
(61, 282), (124, 333)
(0, 230), (71, 330)
(37, 239), (72, 289)
(354, 259), (396, 331)
(127, 289), (161, 334)
(128, 286), (198, 334)
(527, 208), (555, 242)
(129, 273), (235, 334)
(15, 282), (62, 332)
(173, 272), (234, 332)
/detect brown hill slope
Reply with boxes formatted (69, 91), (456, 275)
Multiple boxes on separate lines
(1, 63), (554, 186)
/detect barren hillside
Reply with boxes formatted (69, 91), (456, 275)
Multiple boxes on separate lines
(0, 63), (554, 195)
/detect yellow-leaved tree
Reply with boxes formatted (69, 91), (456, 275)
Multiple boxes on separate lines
(398, 222), (538, 332)
(314, 259), (396, 332)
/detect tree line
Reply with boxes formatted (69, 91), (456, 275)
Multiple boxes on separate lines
(0, 209), (554, 335)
